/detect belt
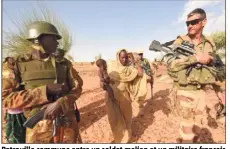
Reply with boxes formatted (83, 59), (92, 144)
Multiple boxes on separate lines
(7, 109), (24, 114)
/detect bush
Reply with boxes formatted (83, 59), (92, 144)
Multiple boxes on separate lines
(210, 31), (226, 50)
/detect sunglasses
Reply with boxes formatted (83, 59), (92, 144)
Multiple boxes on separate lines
(186, 18), (204, 27)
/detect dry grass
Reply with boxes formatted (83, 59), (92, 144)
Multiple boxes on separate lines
(3, 2), (72, 58)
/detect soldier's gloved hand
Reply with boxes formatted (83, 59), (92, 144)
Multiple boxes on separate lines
(43, 101), (63, 120)
(46, 84), (63, 96)
(195, 52), (213, 64)
(46, 83), (69, 97)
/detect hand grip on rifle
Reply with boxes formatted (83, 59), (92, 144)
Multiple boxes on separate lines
(23, 95), (62, 129)
(23, 84), (65, 129)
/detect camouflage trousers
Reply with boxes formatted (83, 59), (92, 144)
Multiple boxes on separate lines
(169, 88), (206, 143)
(5, 113), (26, 143)
(26, 114), (81, 143)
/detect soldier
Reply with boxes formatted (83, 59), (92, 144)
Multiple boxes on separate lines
(167, 8), (225, 143)
(2, 57), (26, 143)
(2, 21), (83, 143)
(136, 51), (154, 102)
(136, 51), (153, 78)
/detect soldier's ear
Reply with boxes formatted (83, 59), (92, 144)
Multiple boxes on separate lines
(202, 18), (207, 27)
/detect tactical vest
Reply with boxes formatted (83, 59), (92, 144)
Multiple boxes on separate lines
(168, 35), (217, 89)
(17, 57), (69, 117)
(168, 66), (216, 87)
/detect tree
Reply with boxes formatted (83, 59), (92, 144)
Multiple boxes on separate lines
(210, 31), (225, 50)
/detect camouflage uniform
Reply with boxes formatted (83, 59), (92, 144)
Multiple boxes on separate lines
(139, 58), (153, 77)
(2, 21), (83, 143)
(167, 34), (219, 143)
(2, 60), (26, 143)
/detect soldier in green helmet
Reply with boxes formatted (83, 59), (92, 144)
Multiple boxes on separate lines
(166, 8), (225, 143)
(2, 21), (83, 143)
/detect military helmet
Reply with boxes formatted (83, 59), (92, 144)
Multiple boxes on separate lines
(137, 50), (144, 54)
(26, 21), (62, 40)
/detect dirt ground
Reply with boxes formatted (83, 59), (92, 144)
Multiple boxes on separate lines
(74, 63), (225, 143)
(1, 63), (225, 143)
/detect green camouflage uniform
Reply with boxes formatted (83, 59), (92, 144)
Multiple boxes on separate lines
(167, 34), (220, 143)
(139, 58), (153, 77)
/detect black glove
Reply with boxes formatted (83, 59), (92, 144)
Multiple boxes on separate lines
(46, 83), (70, 101)
(46, 84), (63, 97)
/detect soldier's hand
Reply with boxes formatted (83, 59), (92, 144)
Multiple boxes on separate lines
(195, 52), (213, 64)
(46, 83), (69, 97)
(43, 101), (63, 120)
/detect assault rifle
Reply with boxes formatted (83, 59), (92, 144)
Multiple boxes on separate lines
(149, 40), (225, 82)
(23, 96), (59, 129)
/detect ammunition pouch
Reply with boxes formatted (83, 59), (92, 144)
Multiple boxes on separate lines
(168, 66), (216, 88)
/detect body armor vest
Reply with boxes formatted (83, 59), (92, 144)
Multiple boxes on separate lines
(18, 58), (69, 89)
(168, 67), (216, 86)
(17, 57), (69, 117)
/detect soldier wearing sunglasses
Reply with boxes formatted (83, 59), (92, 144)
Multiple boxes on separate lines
(167, 8), (225, 143)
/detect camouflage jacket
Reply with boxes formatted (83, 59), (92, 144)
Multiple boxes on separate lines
(168, 34), (216, 71)
(167, 34), (220, 89)
(2, 49), (83, 116)
(139, 58), (152, 76)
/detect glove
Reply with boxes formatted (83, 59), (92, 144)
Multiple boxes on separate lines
(46, 83), (70, 97)
(43, 100), (63, 120)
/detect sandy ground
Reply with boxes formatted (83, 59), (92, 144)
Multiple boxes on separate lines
(74, 64), (225, 143)
(1, 63), (225, 143)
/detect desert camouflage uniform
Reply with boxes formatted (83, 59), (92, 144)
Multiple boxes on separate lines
(167, 34), (220, 143)
(2, 61), (26, 143)
(2, 49), (83, 143)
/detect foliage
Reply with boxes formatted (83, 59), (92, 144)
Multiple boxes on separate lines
(65, 54), (75, 62)
(3, 2), (72, 58)
(210, 31), (225, 50)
